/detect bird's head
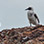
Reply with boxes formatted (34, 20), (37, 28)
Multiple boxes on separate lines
(25, 7), (33, 11)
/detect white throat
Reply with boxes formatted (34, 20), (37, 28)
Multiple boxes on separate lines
(28, 10), (34, 14)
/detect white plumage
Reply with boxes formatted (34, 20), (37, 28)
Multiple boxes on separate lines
(25, 7), (40, 26)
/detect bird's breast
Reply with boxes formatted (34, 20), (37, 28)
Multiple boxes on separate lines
(28, 15), (36, 22)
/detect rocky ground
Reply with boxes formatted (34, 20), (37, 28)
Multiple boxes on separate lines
(0, 25), (44, 44)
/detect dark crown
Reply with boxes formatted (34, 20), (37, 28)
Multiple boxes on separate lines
(28, 7), (32, 10)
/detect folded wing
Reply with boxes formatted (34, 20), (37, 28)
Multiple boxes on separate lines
(34, 13), (40, 23)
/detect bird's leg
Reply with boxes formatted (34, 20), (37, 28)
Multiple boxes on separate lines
(30, 22), (32, 27)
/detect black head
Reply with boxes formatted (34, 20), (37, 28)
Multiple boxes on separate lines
(25, 7), (33, 10)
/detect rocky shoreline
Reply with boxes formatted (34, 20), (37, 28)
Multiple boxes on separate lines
(0, 25), (44, 44)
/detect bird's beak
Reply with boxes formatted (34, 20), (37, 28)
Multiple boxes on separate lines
(25, 8), (28, 10)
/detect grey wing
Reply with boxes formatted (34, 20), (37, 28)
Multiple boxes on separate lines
(34, 13), (40, 23)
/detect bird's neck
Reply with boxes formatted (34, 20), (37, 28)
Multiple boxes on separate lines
(28, 10), (34, 13)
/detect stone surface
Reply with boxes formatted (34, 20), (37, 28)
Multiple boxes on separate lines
(0, 25), (44, 44)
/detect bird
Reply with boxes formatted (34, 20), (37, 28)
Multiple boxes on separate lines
(25, 7), (40, 26)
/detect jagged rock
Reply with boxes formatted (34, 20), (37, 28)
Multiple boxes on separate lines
(0, 25), (44, 44)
